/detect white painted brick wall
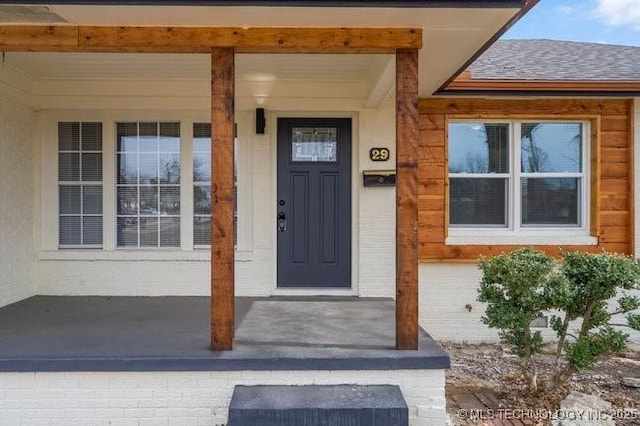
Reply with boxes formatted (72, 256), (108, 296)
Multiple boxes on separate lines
(419, 263), (640, 343)
(0, 85), (36, 308)
(358, 101), (397, 298)
(0, 369), (446, 426)
(419, 263), (499, 343)
(35, 260), (211, 297)
(32, 99), (399, 299)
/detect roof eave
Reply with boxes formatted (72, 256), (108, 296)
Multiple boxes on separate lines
(435, 0), (539, 94)
(0, 0), (527, 7)
(436, 79), (640, 97)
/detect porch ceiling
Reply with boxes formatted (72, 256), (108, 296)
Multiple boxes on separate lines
(0, 4), (522, 96)
(4, 52), (384, 82)
(3, 52), (392, 108)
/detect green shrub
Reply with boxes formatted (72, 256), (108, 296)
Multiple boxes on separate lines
(477, 248), (640, 393)
(548, 251), (640, 387)
(478, 247), (563, 392)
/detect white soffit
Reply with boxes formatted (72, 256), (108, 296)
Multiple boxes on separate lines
(0, 5), (66, 23)
(4, 53), (382, 82)
(38, 5), (520, 96)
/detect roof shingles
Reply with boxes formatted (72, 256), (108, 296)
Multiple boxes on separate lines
(469, 39), (640, 81)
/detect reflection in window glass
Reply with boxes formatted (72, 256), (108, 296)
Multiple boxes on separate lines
(521, 123), (582, 173)
(116, 122), (180, 248)
(449, 123), (509, 173)
(192, 123), (238, 247)
(448, 120), (586, 230)
(193, 123), (212, 246)
(448, 122), (510, 227)
(292, 127), (337, 162)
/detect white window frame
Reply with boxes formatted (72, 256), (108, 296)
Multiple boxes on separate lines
(40, 110), (254, 260)
(192, 122), (212, 249)
(115, 121), (182, 250)
(447, 119), (596, 246)
(58, 122), (103, 249)
(192, 122), (239, 249)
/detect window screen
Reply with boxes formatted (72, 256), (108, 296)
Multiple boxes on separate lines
(520, 123), (583, 227)
(448, 122), (509, 227)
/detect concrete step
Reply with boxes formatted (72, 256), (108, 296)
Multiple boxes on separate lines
(228, 384), (408, 426)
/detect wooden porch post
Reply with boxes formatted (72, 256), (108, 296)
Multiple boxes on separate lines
(211, 48), (235, 351)
(395, 49), (419, 350)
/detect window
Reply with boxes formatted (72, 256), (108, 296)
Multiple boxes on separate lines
(116, 122), (181, 248)
(192, 122), (238, 248)
(193, 123), (212, 247)
(58, 122), (103, 248)
(448, 121), (586, 231)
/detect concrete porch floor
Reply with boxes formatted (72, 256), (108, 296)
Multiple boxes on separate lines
(0, 296), (449, 372)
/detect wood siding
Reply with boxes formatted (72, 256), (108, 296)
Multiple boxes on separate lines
(418, 98), (634, 262)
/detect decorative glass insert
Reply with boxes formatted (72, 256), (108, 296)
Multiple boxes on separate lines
(291, 127), (337, 162)
(116, 122), (181, 248)
(58, 122), (103, 247)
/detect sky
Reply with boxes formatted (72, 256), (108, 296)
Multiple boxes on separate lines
(502, 0), (640, 46)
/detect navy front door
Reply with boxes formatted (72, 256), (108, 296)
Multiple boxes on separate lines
(277, 118), (352, 288)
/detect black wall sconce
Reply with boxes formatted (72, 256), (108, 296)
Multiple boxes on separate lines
(256, 108), (266, 134)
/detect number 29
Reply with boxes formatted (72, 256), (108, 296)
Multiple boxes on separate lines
(370, 148), (390, 161)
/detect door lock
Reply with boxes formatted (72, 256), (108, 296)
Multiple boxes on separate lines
(278, 212), (287, 232)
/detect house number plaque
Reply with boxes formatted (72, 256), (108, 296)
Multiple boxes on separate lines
(369, 148), (390, 161)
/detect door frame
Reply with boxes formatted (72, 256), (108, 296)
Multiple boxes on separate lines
(270, 111), (359, 296)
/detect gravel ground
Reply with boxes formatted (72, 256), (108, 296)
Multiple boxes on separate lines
(443, 342), (640, 426)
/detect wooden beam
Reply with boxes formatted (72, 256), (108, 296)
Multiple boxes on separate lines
(211, 48), (235, 351)
(0, 26), (78, 51)
(0, 25), (422, 53)
(395, 49), (419, 350)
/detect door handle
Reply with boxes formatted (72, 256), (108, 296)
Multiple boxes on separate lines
(278, 212), (287, 232)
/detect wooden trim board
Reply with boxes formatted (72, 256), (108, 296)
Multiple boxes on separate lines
(0, 25), (422, 53)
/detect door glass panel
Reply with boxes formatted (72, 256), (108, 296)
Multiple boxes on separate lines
(291, 127), (337, 162)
